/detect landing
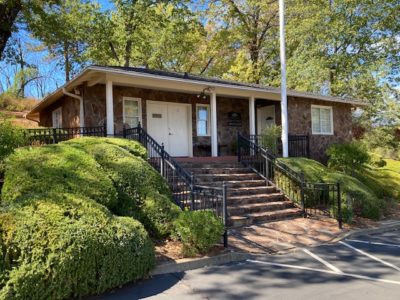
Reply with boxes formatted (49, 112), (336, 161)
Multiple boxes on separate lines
(174, 156), (237, 163)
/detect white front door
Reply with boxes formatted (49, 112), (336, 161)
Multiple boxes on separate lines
(257, 105), (276, 134)
(147, 101), (191, 157)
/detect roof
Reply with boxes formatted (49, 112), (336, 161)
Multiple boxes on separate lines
(27, 65), (367, 121)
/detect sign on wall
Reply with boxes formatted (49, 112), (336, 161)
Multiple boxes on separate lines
(228, 112), (242, 127)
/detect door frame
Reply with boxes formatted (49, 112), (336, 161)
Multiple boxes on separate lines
(146, 100), (193, 157)
(257, 105), (276, 135)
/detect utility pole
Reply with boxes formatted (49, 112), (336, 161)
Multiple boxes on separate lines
(279, 0), (289, 157)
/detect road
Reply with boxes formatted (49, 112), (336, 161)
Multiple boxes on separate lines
(96, 230), (400, 300)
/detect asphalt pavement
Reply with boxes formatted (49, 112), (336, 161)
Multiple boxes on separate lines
(94, 230), (400, 300)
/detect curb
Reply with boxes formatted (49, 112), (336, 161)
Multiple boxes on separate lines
(330, 220), (400, 244)
(151, 251), (251, 276)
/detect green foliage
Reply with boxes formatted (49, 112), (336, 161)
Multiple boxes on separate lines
(0, 137), (177, 298)
(279, 157), (390, 220)
(136, 193), (181, 239)
(260, 125), (281, 155)
(0, 194), (154, 299)
(1, 144), (118, 210)
(0, 119), (26, 174)
(172, 210), (224, 257)
(326, 142), (370, 174)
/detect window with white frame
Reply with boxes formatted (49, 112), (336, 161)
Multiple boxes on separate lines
(196, 104), (210, 136)
(123, 97), (141, 128)
(311, 105), (333, 135)
(52, 107), (62, 128)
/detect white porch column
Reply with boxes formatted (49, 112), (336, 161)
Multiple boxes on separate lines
(106, 80), (114, 136)
(279, 0), (289, 157)
(249, 96), (256, 136)
(79, 98), (84, 127)
(211, 91), (218, 157)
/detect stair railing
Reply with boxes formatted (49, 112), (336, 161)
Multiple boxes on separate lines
(238, 133), (342, 229)
(124, 124), (228, 246)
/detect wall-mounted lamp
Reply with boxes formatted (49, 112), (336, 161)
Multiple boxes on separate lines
(197, 87), (212, 99)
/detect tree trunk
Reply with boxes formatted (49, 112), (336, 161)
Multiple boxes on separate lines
(124, 40), (132, 67)
(0, 0), (22, 60)
(64, 41), (70, 82)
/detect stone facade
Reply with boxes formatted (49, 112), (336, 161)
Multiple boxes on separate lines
(38, 84), (353, 161)
(257, 97), (353, 162)
(39, 95), (80, 128)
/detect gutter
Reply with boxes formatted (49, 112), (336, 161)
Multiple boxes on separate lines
(62, 88), (84, 127)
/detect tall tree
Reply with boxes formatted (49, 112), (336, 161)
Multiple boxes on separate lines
(27, 0), (99, 81)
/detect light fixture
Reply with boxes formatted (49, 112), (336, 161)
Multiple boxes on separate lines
(197, 87), (212, 99)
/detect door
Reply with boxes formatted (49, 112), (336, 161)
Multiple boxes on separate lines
(257, 105), (276, 134)
(147, 102), (190, 157)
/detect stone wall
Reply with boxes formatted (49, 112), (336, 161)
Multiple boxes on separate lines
(257, 97), (353, 162)
(39, 95), (80, 128)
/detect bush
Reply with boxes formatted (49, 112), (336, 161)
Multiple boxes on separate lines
(172, 210), (224, 257)
(1, 144), (118, 211)
(326, 142), (370, 174)
(0, 194), (155, 299)
(136, 193), (181, 239)
(0, 119), (26, 175)
(260, 125), (281, 155)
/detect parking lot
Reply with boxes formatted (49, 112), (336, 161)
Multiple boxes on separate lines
(98, 230), (400, 299)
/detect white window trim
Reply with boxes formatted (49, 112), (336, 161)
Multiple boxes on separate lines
(311, 105), (334, 135)
(122, 96), (142, 127)
(196, 104), (211, 137)
(52, 107), (62, 128)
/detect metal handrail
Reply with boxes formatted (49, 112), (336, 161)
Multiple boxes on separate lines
(238, 133), (342, 228)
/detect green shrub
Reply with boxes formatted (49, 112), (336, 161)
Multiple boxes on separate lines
(1, 144), (118, 210)
(260, 125), (281, 155)
(326, 142), (370, 174)
(136, 193), (181, 239)
(172, 210), (224, 257)
(0, 119), (26, 175)
(0, 194), (155, 300)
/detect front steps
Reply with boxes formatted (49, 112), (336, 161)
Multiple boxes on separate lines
(180, 160), (303, 228)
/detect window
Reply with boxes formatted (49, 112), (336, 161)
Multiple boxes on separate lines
(52, 107), (62, 128)
(196, 104), (210, 136)
(123, 97), (141, 128)
(311, 105), (333, 135)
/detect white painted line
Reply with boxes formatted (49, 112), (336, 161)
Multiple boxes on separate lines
(339, 241), (400, 272)
(302, 248), (343, 274)
(346, 239), (400, 248)
(247, 259), (400, 286)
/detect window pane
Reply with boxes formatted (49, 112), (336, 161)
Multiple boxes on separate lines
(320, 108), (331, 133)
(125, 116), (139, 128)
(197, 106), (209, 136)
(311, 108), (320, 133)
(124, 100), (138, 117)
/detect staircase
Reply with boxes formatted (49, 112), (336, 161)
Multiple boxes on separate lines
(179, 159), (303, 228)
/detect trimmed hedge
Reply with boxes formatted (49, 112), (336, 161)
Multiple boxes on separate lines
(172, 210), (224, 257)
(0, 138), (174, 299)
(1, 144), (118, 211)
(63, 138), (178, 237)
(0, 194), (155, 299)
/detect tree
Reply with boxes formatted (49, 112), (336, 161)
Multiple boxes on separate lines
(0, 0), (59, 60)
(26, 0), (100, 81)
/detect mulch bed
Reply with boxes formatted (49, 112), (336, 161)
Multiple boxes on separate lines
(154, 239), (226, 264)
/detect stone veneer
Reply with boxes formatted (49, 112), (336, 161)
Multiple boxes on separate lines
(38, 84), (353, 161)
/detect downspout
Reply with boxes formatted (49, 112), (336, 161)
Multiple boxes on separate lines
(62, 88), (84, 127)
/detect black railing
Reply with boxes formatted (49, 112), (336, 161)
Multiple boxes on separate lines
(24, 124), (106, 145)
(249, 134), (310, 158)
(124, 124), (228, 246)
(238, 133), (342, 228)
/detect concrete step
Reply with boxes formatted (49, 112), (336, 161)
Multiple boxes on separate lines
(228, 208), (303, 228)
(228, 186), (277, 196)
(187, 167), (253, 175)
(180, 163), (242, 169)
(228, 200), (294, 215)
(229, 193), (284, 205)
(195, 173), (261, 183)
